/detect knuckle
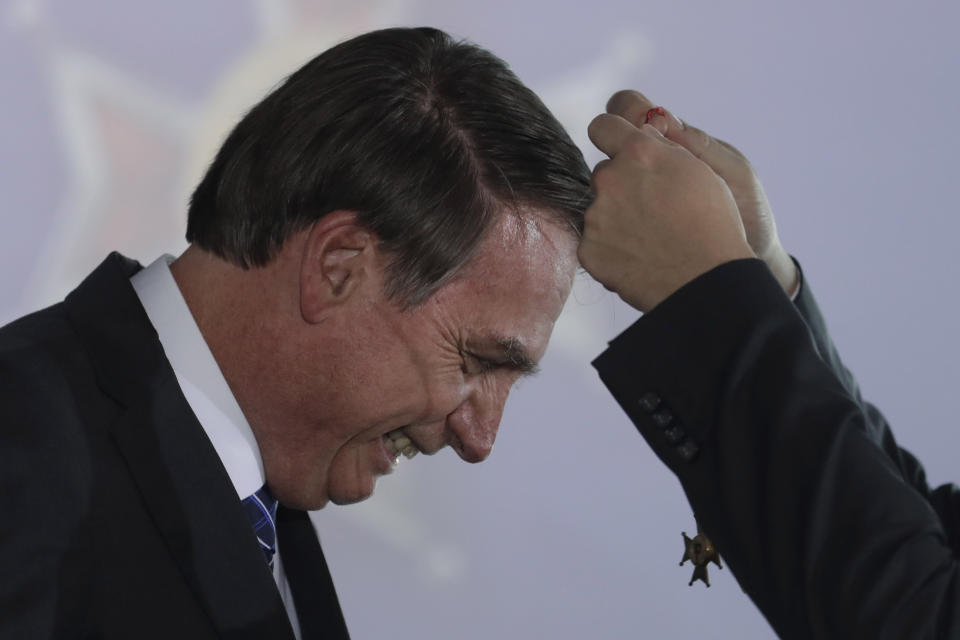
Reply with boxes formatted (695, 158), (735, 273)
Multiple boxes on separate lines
(591, 164), (618, 191)
(591, 159), (611, 178)
(717, 137), (749, 162)
(582, 200), (602, 227)
(688, 126), (712, 158)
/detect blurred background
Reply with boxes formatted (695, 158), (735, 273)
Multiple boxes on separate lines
(2, 0), (958, 637)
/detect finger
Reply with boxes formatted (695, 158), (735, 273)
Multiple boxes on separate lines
(655, 114), (743, 175)
(606, 90), (656, 129)
(608, 92), (692, 143)
(644, 106), (684, 137)
(639, 122), (680, 146)
(608, 93), (738, 168)
(587, 113), (641, 157)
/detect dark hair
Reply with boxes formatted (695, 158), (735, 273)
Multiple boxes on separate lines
(187, 27), (591, 305)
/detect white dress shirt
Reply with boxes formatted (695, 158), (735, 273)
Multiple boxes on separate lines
(131, 255), (301, 640)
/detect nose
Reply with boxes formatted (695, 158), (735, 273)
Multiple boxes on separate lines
(447, 385), (509, 463)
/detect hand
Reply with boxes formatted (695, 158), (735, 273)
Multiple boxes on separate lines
(605, 91), (799, 295)
(578, 114), (754, 312)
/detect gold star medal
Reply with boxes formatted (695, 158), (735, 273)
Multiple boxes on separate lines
(680, 525), (722, 587)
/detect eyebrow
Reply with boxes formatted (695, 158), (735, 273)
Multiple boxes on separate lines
(487, 335), (540, 377)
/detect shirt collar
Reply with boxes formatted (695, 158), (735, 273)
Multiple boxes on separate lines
(131, 254), (265, 499)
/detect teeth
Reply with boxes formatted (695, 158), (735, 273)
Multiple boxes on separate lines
(387, 428), (421, 460)
(383, 436), (401, 461)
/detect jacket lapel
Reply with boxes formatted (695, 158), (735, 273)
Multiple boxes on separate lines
(65, 252), (295, 640)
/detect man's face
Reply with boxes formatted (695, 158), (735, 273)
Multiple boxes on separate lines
(300, 213), (578, 506)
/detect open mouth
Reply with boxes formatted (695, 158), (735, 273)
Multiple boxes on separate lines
(383, 428), (419, 461)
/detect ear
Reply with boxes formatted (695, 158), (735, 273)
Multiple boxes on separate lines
(299, 210), (381, 323)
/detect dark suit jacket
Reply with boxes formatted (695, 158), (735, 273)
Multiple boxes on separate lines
(594, 258), (960, 639)
(0, 253), (349, 639)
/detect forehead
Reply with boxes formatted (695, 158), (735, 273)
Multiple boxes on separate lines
(430, 212), (578, 355)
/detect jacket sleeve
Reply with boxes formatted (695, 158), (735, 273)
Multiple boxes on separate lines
(792, 261), (960, 550)
(592, 258), (960, 639)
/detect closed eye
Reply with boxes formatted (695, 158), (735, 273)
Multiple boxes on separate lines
(461, 335), (540, 378)
(464, 352), (501, 375)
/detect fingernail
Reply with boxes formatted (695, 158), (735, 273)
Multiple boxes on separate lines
(644, 107), (665, 124)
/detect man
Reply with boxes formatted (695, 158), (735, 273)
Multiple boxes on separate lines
(581, 90), (960, 637)
(0, 27), (590, 638)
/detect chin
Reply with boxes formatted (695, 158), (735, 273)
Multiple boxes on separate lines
(328, 478), (378, 506)
(265, 466), (335, 510)
(273, 476), (374, 510)
(270, 483), (330, 511)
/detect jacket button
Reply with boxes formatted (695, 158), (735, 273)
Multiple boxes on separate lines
(638, 392), (661, 413)
(664, 424), (685, 445)
(677, 438), (700, 462)
(651, 408), (673, 428)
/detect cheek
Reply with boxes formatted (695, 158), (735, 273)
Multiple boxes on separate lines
(470, 374), (517, 426)
(489, 374), (518, 415)
(397, 341), (468, 418)
(337, 341), (424, 417)
(419, 366), (470, 419)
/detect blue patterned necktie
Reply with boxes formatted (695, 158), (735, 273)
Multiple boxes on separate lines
(242, 484), (279, 568)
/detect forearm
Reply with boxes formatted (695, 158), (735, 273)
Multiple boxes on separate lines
(593, 259), (960, 638)
(789, 258), (865, 408)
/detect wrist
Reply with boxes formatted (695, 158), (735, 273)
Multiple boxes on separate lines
(761, 245), (798, 295)
(629, 246), (757, 312)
